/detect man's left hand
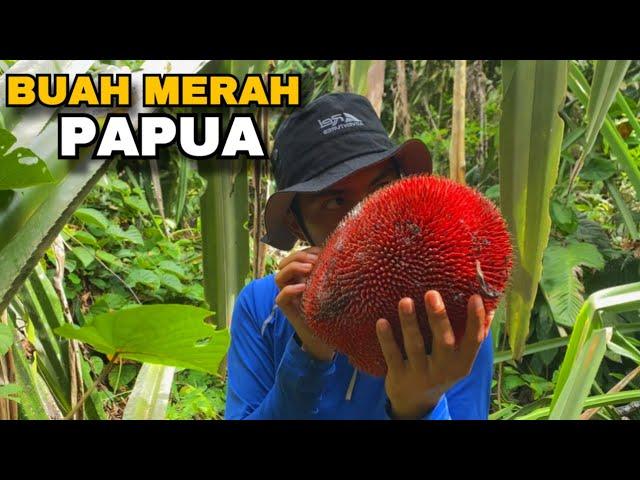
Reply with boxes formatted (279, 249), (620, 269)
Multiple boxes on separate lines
(375, 291), (494, 420)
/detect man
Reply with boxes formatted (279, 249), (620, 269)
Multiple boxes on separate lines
(225, 93), (494, 420)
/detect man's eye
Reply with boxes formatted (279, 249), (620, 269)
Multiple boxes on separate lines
(324, 197), (346, 210)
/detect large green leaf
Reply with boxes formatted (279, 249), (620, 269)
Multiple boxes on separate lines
(550, 281), (640, 411)
(549, 327), (612, 419)
(581, 60), (631, 159)
(0, 128), (53, 189)
(540, 241), (605, 327)
(122, 364), (175, 420)
(499, 60), (568, 359)
(55, 304), (229, 373)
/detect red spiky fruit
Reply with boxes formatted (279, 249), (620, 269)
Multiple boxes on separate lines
(301, 175), (513, 377)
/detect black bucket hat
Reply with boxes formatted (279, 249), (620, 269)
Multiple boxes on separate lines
(262, 92), (432, 250)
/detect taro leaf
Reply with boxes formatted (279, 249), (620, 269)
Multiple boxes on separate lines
(0, 128), (54, 190)
(54, 304), (229, 373)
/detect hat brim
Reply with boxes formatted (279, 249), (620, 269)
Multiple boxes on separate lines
(261, 138), (432, 251)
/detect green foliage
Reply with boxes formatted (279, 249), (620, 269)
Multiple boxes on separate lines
(58, 168), (205, 309)
(0, 384), (21, 402)
(55, 304), (229, 373)
(550, 199), (579, 235)
(500, 365), (555, 404)
(3, 58), (640, 419)
(499, 60), (568, 359)
(167, 369), (226, 420)
(540, 240), (605, 327)
(549, 327), (611, 419)
(0, 323), (12, 355)
(0, 128), (53, 190)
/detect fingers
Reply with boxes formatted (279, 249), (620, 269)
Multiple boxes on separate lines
(303, 246), (323, 256)
(277, 248), (321, 270)
(275, 283), (306, 319)
(398, 298), (427, 368)
(424, 291), (456, 352)
(275, 261), (314, 289)
(376, 318), (404, 372)
(485, 310), (495, 339)
(459, 295), (486, 366)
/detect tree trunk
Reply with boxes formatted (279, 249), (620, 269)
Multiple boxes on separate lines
(450, 60), (467, 184)
(395, 60), (411, 138)
(367, 60), (386, 117)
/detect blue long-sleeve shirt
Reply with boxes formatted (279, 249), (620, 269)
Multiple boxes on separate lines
(225, 274), (494, 420)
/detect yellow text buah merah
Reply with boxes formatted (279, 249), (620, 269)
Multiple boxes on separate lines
(6, 73), (300, 107)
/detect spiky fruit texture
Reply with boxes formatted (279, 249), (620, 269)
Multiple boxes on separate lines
(301, 175), (513, 377)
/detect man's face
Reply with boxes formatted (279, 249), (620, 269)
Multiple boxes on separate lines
(286, 159), (400, 246)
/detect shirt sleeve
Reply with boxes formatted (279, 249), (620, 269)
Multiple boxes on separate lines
(224, 282), (336, 420)
(384, 394), (452, 420)
(444, 331), (494, 420)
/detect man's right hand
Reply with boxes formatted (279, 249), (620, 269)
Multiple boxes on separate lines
(275, 246), (336, 362)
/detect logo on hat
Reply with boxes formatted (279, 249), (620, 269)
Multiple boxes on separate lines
(318, 112), (364, 135)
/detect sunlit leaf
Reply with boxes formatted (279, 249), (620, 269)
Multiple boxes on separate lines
(55, 304), (229, 373)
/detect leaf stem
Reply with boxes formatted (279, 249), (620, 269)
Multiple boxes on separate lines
(64, 353), (119, 420)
